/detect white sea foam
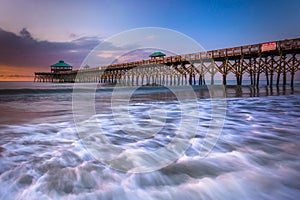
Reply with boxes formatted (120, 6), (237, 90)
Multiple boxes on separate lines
(0, 87), (300, 199)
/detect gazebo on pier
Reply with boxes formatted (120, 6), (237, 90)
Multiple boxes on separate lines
(51, 60), (72, 73)
(149, 52), (166, 60)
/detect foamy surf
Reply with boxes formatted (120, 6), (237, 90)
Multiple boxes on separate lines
(0, 83), (300, 199)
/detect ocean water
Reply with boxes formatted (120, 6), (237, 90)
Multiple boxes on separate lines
(0, 81), (300, 200)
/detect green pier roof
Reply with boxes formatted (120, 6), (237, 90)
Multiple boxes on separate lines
(51, 60), (72, 67)
(149, 52), (166, 57)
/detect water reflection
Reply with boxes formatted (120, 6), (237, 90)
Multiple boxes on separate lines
(221, 85), (296, 98)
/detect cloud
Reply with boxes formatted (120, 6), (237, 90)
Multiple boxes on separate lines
(19, 28), (33, 39)
(114, 48), (176, 64)
(0, 28), (146, 73)
(0, 28), (101, 72)
(0, 28), (177, 79)
(69, 33), (78, 39)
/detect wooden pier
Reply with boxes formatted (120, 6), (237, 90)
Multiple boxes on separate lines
(34, 38), (300, 87)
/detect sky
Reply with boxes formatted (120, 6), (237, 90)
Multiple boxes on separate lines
(0, 0), (299, 81)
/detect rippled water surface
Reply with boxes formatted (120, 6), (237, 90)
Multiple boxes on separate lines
(0, 82), (300, 200)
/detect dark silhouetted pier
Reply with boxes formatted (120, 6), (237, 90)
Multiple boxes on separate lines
(34, 38), (300, 87)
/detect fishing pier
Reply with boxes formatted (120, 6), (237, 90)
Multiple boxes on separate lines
(34, 38), (300, 87)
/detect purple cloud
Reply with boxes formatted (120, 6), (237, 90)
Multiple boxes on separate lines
(19, 28), (33, 40)
(0, 28), (100, 71)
